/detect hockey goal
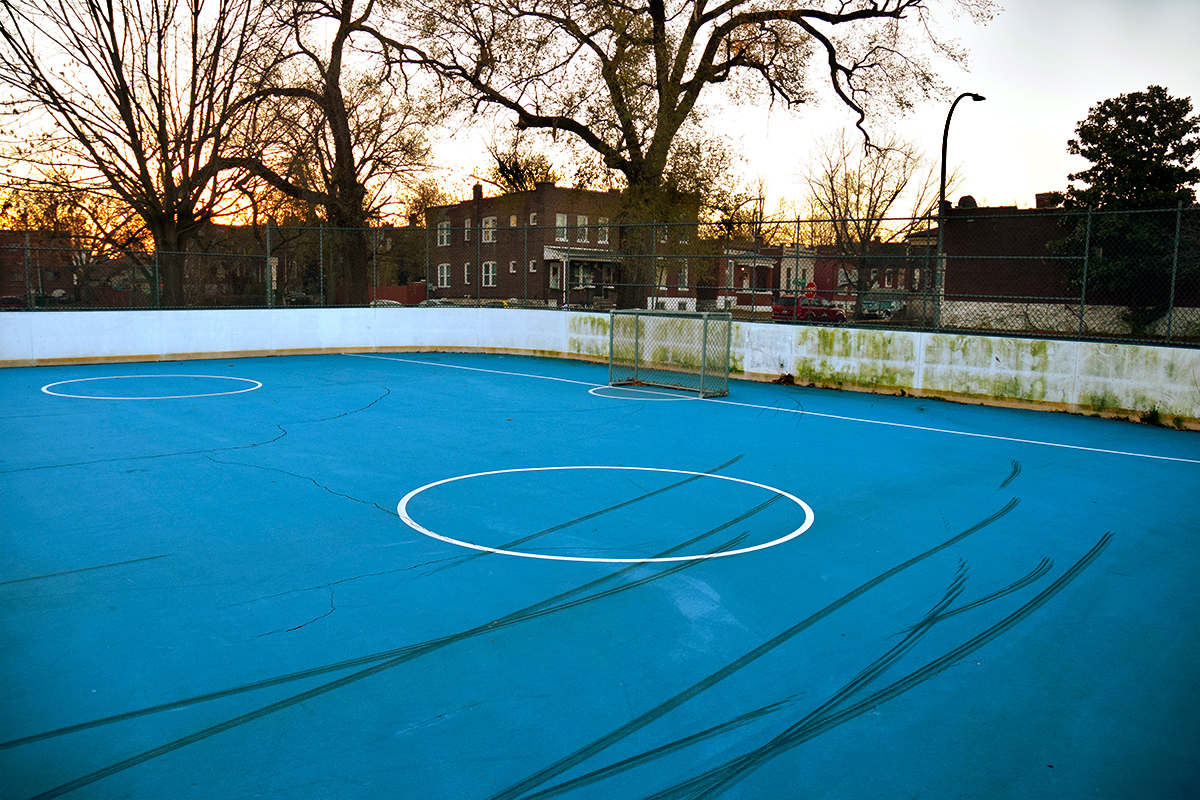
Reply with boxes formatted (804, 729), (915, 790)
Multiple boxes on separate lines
(608, 309), (732, 398)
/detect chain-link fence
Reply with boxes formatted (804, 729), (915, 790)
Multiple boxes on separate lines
(2, 207), (1197, 347)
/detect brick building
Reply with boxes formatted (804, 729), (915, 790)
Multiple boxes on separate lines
(425, 182), (625, 307)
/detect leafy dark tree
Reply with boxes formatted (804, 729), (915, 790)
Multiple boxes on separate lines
(1065, 85), (1200, 210)
(1054, 86), (1200, 335)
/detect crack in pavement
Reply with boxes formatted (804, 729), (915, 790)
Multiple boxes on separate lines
(1, 387), (391, 475)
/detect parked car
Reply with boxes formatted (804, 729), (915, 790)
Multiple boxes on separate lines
(0, 296), (26, 310)
(771, 295), (846, 324)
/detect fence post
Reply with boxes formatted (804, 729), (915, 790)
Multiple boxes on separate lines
(319, 223), (325, 305)
(372, 227), (378, 304)
(23, 220), (33, 310)
(1078, 207), (1092, 337)
(154, 246), (161, 309)
(266, 219), (274, 308)
(651, 221), (658, 311)
(1165, 202), (1182, 343)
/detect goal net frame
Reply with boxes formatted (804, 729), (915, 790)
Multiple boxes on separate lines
(607, 309), (732, 398)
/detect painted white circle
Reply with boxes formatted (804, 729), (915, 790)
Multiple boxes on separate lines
(41, 374), (263, 400)
(397, 465), (814, 563)
(587, 386), (698, 401)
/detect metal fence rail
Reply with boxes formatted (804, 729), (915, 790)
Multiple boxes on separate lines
(2, 207), (1196, 347)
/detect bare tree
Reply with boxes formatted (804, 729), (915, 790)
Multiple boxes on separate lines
(228, 0), (438, 304)
(478, 132), (563, 193)
(0, 0), (269, 305)
(803, 129), (949, 317)
(409, 0), (992, 222)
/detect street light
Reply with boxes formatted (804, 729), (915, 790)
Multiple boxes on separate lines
(934, 91), (985, 327)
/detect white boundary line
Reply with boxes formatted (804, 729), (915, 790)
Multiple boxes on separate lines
(396, 465), (814, 563)
(705, 398), (1200, 465)
(346, 353), (600, 387)
(587, 386), (697, 402)
(345, 352), (1200, 465)
(41, 374), (263, 400)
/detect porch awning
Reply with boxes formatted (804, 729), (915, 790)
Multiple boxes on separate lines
(542, 246), (620, 263)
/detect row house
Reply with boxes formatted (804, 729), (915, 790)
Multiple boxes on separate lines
(712, 243), (819, 313)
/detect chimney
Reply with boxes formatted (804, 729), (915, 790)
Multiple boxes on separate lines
(472, 183), (483, 203)
(1035, 192), (1063, 209)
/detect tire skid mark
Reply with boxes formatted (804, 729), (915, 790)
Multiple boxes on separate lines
(485, 498), (1021, 800)
(644, 533), (1114, 800)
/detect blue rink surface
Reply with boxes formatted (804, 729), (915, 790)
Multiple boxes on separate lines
(2, 352), (1199, 800)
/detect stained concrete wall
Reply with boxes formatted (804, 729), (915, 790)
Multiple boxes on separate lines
(2, 309), (1197, 427)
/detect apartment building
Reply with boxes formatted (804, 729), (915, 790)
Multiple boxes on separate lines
(425, 182), (625, 307)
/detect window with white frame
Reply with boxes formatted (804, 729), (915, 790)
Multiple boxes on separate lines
(437, 263), (450, 287)
(572, 264), (593, 287)
(464, 262), (470, 284)
(437, 222), (451, 246)
(598, 217), (609, 244)
(509, 260), (517, 274)
(885, 269), (894, 288)
(549, 263), (560, 289)
(464, 220), (471, 242)
(529, 212), (537, 227)
(555, 213), (568, 241)
(678, 265), (688, 288)
(529, 260), (537, 273)
(509, 215), (518, 227)
(482, 261), (497, 286)
(483, 216), (497, 243)
(577, 215), (588, 242)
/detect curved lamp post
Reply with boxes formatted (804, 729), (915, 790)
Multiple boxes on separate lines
(934, 92), (985, 327)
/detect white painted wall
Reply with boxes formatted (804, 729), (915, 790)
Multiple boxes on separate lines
(2, 309), (1197, 425)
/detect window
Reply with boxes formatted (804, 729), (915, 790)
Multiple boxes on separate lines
(577, 215), (588, 242)
(464, 262), (470, 284)
(550, 263), (560, 289)
(483, 216), (496, 243)
(437, 263), (450, 287)
(870, 269), (878, 286)
(483, 261), (497, 287)
(678, 265), (688, 289)
(572, 265), (593, 287)
(529, 260), (537, 273)
(555, 213), (568, 241)
(509, 215), (518, 227)
(885, 269), (894, 288)
(437, 222), (451, 246)
(509, 260), (517, 274)
(598, 217), (609, 244)
(529, 212), (537, 227)
(464, 219), (471, 242)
